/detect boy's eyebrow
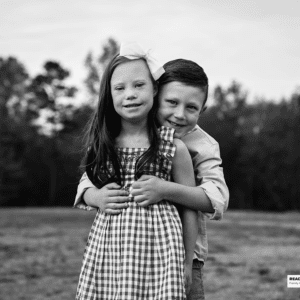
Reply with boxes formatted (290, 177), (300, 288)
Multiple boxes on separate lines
(163, 96), (180, 100)
(164, 97), (200, 105)
(188, 100), (201, 106)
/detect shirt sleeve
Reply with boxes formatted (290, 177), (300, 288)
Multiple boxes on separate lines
(194, 143), (230, 221)
(73, 172), (97, 211)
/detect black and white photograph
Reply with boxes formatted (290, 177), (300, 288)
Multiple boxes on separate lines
(1, 1), (299, 299)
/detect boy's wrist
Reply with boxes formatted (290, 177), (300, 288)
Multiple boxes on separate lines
(184, 248), (195, 265)
(158, 179), (168, 201)
(83, 187), (98, 207)
(159, 180), (177, 202)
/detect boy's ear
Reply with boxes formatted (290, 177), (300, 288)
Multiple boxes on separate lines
(201, 106), (207, 114)
(197, 106), (207, 121)
(153, 83), (158, 96)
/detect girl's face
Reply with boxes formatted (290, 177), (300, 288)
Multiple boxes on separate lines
(110, 59), (156, 125)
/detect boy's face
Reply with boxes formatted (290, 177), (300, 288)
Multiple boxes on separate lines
(157, 81), (206, 138)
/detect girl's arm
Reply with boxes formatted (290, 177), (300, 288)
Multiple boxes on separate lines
(172, 138), (198, 294)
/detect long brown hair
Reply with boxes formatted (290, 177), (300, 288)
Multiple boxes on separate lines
(81, 55), (160, 188)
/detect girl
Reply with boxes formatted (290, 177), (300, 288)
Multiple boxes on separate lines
(76, 42), (197, 300)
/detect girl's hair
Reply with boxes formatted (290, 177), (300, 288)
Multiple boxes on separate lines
(158, 59), (209, 109)
(81, 54), (160, 188)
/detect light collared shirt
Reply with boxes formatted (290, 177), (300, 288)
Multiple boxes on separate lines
(180, 125), (229, 262)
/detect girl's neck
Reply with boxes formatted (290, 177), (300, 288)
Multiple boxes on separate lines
(116, 120), (149, 148)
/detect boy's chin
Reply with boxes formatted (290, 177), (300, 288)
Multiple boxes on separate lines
(173, 131), (184, 139)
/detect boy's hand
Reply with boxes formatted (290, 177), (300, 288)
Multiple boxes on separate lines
(131, 175), (165, 207)
(85, 183), (129, 214)
(184, 262), (193, 296)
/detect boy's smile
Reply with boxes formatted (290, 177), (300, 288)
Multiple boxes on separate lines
(157, 82), (206, 138)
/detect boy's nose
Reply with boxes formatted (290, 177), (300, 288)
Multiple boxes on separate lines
(174, 107), (185, 119)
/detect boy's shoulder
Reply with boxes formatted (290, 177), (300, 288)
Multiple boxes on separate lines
(181, 125), (220, 159)
(182, 125), (218, 146)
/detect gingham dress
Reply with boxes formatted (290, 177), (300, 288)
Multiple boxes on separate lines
(76, 126), (186, 300)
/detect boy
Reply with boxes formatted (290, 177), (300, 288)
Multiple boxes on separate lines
(74, 59), (229, 299)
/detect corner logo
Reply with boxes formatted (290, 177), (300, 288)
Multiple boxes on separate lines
(287, 275), (300, 288)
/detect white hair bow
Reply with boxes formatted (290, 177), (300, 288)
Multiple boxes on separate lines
(119, 42), (165, 81)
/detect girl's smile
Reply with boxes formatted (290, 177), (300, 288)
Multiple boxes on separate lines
(123, 103), (142, 108)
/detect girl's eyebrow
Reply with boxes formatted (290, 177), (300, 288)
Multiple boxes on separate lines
(111, 83), (124, 88)
(133, 78), (147, 82)
(112, 78), (147, 85)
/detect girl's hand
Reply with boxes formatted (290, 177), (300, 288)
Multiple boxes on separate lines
(131, 175), (165, 207)
(85, 183), (129, 214)
(184, 262), (193, 296)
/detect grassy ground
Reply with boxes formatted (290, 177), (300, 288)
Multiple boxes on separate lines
(0, 208), (299, 300)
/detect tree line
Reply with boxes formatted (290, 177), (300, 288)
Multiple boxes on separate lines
(1, 38), (299, 211)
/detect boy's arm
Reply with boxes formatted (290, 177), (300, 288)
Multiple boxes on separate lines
(74, 172), (129, 214)
(133, 176), (213, 211)
(132, 138), (229, 220)
(172, 139), (198, 294)
(193, 141), (229, 220)
(74, 172), (97, 210)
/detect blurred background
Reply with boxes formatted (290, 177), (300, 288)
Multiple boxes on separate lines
(1, 0), (300, 211)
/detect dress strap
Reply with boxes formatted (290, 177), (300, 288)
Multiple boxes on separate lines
(158, 126), (176, 159)
(158, 126), (175, 143)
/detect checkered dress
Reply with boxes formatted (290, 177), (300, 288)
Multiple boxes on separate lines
(76, 126), (186, 300)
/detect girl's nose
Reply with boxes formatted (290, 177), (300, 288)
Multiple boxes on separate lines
(125, 88), (137, 100)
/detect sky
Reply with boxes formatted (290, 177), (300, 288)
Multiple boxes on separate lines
(1, 0), (300, 103)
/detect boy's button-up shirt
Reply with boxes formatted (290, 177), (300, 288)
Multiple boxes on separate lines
(180, 125), (229, 262)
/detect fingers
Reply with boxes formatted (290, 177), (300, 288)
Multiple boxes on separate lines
(105, 182), (122, 189)
(107, 189), (129, 198)
(136, 175), (154, 181)
(104, 209), (123, 215)
(107, 202), (129, 210)
(130, 187), (142, 196)
(132, 195), (146, 203)
(104, 201), (129, 215)
(133, 197), (151, 208)
(131, 181), (141, 189)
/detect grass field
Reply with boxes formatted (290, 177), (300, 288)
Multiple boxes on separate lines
(0, 208), (299, 300)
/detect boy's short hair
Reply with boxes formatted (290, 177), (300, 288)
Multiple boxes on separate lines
(158, 59), (209, 108)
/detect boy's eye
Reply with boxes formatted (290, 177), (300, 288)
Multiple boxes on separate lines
(166, 99), (177, 105)
(188, 105), (198, 110)
(135, 82), (145, 88)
